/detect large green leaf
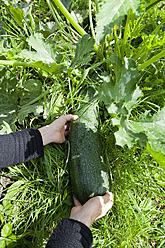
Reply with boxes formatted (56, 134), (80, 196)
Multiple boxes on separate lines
(71, 34), (95, 67)
(128, 108), (165, 156)
(1, 223), (12, 238)
(17, 104), (43, 124)
(19, 79), (42, 106)
(98, 55), (165, 168)
(19, 33), (65, 74)
(95, 0), (141, 42)
(22, 33), (61, 63)
(113, 107), (165, 168)
(98, 55), (141, 113)
(113, 116), (147, 148)
(98, 56), (146, 147)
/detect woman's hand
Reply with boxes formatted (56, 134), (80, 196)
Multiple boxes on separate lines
(38, 114), (78, 145)
(70, 192), (113, 228)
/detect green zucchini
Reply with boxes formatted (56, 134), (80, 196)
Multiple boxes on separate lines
(69, 87), (111, 204)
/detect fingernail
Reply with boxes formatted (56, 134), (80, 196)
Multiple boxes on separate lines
(73, 115), (79, 120)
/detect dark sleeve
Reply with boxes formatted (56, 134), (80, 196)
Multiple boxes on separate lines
(0, 128), (44, 169)
(46, 218), (93, 248)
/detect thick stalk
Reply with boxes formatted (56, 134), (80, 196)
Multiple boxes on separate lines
(46, 0), (80, 40)
(51, 0), (104, 60)
(138, 50), (165, 71)
(0, 60), (60, 73)
(52, 0), (86, 36)
(0, 60), (36, 68)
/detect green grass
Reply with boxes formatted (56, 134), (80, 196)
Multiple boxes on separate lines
(1, 130), (164, 247)
(91, 123), (165, 247)
(0, 143), (72, 247)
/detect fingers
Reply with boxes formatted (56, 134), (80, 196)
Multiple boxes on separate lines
(103, 192), (113, 211)
(94, 192), (113, 220)
(103, 192), (113, 204)
(63, 115), (78, 138)
(64, 124), (70, 137)
(61, 114), (79, 123)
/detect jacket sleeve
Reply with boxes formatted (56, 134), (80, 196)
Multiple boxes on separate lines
(0, 128), (44, 169)
(46, 218), (93, 248)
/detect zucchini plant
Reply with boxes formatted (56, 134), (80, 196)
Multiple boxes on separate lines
(0, 1), (165, 166)
(1, 1), (165, 246)
(48, 0), (165, 169)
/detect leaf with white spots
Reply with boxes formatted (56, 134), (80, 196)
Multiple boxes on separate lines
(128, 108), (165, 155)
(19, 33), (65, 74)
(98, 55), (141, 112)
(97, 55), (165, 167)
(20, 33), (60, 64)
(95, 0), (141, 42)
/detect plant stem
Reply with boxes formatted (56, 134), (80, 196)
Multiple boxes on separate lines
(51, 0), (104, 60)
(138, 50), (165, 70)
(89, 0), (96, 39)
(47, 0), (80, 41)
(52, 0), (86, 36)
(0, 60), (35, 68)
(94, 0), (99, 12)
(0, 60), (60, 74)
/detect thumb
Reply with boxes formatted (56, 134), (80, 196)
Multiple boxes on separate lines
(73, 195), (82, 206)
(103, 192), (113, 209)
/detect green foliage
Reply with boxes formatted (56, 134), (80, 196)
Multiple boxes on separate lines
(95, 0), (141, 42)
(129, 108), (165, 156)
(19, 33), (66, 74)
(19, 79), (42, 106)
(0, 0), (165, 247)
(98, 54), (165, 170)
(98, 56), (146, 147)
(71, 34), (95, 67)
(0, 66), (48, 130)
(21, 33), (61, 64)
(0, 222), (18, 248)
(0, 67), (18, 127)
(8, 5), (24, 29)
(98, 56), (141, 106)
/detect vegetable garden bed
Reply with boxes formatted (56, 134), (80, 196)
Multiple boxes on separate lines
(0, 0), (165, 247)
